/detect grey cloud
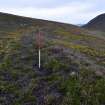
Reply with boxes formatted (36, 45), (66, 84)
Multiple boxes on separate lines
(0, 0), (104, 24)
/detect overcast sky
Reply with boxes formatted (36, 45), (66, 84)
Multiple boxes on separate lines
(0, 0), (104, 24)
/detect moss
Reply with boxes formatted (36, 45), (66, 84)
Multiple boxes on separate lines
(45, 94), (55, 105)
(53, 39), (105, 58)
(0, 56), (12, 69)
(42, 74), (62, 85)
(8, 40), (21, 50)
(54, 27), (97, 42)
(12, 94), (36, 105)
(0, 82), (21, 97)
(21, 93), (36, 103)
(44, 58), (69, 73)
(57, 69), (105, 105)
(97, 61), (105, 67)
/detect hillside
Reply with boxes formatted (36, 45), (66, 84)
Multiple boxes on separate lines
(0, 12), (105, 105)
(83, 13), (105, 32)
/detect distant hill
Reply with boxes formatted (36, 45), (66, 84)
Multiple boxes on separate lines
(76, 24), (84, 26)
(83, 13), (105, 32)
(0, 12), (34, 27)
(0, 12), (87, 33)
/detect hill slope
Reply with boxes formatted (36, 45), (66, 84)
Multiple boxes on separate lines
(0, 12), (105, 105)
(83, 13), (105, 32)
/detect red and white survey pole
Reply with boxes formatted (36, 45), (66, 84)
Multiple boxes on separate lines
(36, 29), (44, 69)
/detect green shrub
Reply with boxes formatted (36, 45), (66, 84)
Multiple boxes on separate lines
(44, 59), (69, 72)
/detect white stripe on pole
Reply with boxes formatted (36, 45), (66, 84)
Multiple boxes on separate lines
(39, 49), (41, 68)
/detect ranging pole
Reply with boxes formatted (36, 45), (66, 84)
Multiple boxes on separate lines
(36, 29), (44, 69)
(39, 49), (41, 68)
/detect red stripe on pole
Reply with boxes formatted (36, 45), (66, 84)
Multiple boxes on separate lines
(36, 30), (44, 49)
